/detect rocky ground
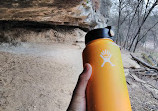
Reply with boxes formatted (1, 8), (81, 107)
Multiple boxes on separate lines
(0, 42), (157, 111)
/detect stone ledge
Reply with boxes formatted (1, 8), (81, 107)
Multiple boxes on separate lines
(0, 0), (109, 29)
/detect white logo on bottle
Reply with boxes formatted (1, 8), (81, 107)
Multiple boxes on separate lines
(100, 49), (115, 67)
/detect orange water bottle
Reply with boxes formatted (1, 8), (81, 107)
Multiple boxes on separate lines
(82, 27), (132, 111)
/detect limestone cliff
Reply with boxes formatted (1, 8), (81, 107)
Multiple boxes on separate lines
(0, 0), (111, 29)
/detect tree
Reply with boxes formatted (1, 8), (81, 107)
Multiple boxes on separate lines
(111, 0), (158, 52)
(129, 0), (158, 52)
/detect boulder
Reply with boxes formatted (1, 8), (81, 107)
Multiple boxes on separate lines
(121, 51), (140, 69)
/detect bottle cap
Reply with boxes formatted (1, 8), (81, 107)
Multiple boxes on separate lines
(85, 26), (114, 45)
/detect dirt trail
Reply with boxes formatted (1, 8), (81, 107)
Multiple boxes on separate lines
(0, 43), (83, 111)
(0, 43), (157, 111)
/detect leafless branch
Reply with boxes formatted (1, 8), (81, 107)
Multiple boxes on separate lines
(120, 11), (133, 25)
(123, 0), (143, 48)
(138, 21), (158, 42)
(128, 0), (158, 51)
(130, 54), (158, 71)
(143, 0), (150, 20)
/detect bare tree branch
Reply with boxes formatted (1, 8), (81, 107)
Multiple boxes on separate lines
(138, 21), (158, 42)
(143, 0), (158, 22)
(128, 0), (158, 51)
(143, 0), (150, 20)
(120, 11), (133, 25)
(123, 0), (143, 48)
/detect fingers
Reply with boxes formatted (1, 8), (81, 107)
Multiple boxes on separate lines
(73, 63), (92, 97)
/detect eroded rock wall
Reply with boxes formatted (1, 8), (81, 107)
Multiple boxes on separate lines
(0, 0), (111, 29)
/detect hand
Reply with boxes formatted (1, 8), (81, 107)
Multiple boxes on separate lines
(67, 63), (92, 111)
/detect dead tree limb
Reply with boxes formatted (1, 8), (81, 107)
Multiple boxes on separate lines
(129, 73), (158, 100)
(130, 54), (158, 71)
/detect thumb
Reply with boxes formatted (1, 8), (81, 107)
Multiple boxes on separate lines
(67, 63), (92, 111)
(73, 63), (92, 97)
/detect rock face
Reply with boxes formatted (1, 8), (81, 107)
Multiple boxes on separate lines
(0, 26), (86, 45)
(0, 0), (111, 29)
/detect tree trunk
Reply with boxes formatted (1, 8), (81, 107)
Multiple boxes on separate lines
(133, 39), (139, 52)
(116, 1), (122, 44)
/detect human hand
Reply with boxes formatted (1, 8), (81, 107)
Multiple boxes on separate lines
(67, 63), (92, 111)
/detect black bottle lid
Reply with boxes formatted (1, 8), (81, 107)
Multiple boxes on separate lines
(85, 26), (114, 45)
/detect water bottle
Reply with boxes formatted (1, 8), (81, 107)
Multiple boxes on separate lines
(82, 27), (132, 111)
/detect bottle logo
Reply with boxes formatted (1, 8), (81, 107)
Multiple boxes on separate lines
(100, 49), (115, 67)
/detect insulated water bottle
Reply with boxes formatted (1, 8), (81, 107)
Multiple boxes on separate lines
(82, 27), (132, 111)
